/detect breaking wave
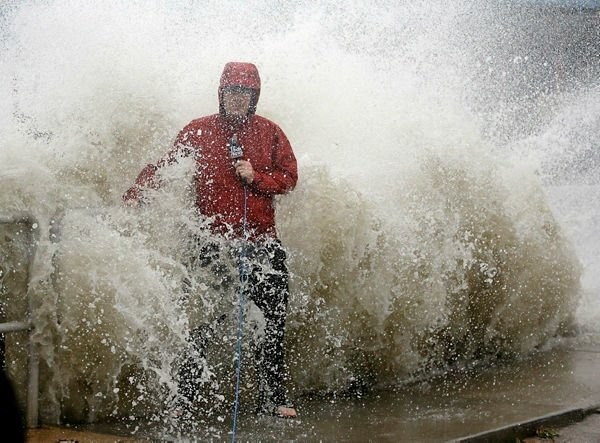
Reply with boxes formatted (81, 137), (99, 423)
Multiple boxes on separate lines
(0, 0), (590, 429)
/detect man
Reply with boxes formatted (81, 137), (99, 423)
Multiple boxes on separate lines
(123, 62), (298, 418)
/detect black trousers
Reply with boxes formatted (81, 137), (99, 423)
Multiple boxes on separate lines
(181, 238), (290, 410)
(244, 240), (290, 408)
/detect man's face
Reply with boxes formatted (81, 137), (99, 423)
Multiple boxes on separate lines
(222, 89), (252, 117)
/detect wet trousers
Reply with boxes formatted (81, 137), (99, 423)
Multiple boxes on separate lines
(244, 240), (290, 408)
(181, 239), (291, 410)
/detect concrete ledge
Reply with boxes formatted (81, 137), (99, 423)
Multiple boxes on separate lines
(448, 404), (600, 443)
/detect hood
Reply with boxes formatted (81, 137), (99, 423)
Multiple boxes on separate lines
(219, 62), (261, 116)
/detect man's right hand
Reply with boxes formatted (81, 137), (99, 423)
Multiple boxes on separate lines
(234, 160), (255, 184)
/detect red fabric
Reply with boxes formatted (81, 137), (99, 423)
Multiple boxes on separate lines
(122, 164), (157, 202)
(220, 62), (261, 90)
(124, 113), (297, 239)
(218, 62), (261, 115)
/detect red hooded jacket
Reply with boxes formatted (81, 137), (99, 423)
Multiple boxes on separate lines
(123, 63), (298, 239)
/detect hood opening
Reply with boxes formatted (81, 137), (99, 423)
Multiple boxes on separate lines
(218, 62), (261, 116)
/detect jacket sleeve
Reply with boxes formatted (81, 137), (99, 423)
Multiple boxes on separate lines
(251, 124), (298, 196)
(122, 124), (196, 205)
(122, 163), (159, 204)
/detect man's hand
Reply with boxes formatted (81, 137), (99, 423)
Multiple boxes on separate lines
(234, 160), (255, 184)
(122, 187), (144, 208)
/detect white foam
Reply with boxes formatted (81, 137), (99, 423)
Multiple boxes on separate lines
(0, 0), (596, 425)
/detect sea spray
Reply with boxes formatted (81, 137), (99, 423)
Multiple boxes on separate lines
(0, 0), (586, 428)
(281, 147), (580, 394)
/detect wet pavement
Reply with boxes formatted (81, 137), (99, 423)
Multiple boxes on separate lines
(448, 340), (600, 443)
(27, 426), (143, 443)
(551, 412), (600, 443)
(26, 340), (600, 442)
(452, 406), (600, 442)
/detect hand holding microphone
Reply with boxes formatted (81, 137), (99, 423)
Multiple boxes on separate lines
(235, 160), (254, 184)
(229, 135), (254, 185)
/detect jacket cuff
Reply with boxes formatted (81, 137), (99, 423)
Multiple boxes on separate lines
(250, 171), (268, 193)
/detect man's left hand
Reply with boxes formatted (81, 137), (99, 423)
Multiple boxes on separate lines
(235, 160), (255, 184)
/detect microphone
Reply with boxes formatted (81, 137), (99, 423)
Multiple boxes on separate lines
(228, 135), (244, 161)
